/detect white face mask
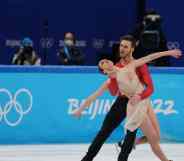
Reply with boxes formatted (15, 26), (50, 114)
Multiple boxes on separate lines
(64, 39), (74, 46)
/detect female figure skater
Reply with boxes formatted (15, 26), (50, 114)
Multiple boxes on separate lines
(73, 49), (181, 161)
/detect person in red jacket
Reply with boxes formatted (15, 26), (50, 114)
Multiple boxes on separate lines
(73, 35), (157, 161)
(101, 35), (160, 161)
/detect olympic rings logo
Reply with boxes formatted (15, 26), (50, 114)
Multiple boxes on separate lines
(167, 41), (180, 50)
(0, 88), (33, 126)
(40, 38), (55, 49)
(92, 39), (105, 49)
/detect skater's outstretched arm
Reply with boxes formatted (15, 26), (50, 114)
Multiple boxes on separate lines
(72, 80), (109, 117)
(134, 49), (181, 68)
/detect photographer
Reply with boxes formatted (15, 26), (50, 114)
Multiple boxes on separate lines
(131, 9), (170, 66)
(12, 37), (41, 65)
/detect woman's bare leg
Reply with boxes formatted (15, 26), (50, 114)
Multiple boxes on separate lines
(148, 106), (160, 138)
(136, 106), (160, 145)
(140, 116), (169, 161)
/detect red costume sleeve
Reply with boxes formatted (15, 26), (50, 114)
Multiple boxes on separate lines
(137, 64), (154, 100)
(107, 78), (119, 96)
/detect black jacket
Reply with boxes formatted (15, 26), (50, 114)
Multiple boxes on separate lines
(58, 46), (84, 65)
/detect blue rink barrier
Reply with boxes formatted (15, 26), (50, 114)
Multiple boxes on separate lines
(0, 66), (183, 144)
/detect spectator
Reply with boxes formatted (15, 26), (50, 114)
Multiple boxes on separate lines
(12, 37), (41, 65)
(57, 32), (84, 65)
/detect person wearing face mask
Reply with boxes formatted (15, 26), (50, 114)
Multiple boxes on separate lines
(57, 32), (85, 65)
(12, 37), (41, 65)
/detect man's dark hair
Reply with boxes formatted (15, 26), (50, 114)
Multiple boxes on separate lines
(120, 35), (136, 48)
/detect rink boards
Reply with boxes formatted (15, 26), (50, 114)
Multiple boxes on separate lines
(0, 66), (183, 144)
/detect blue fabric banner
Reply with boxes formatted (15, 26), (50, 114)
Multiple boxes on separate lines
(0, 66), (183, 144)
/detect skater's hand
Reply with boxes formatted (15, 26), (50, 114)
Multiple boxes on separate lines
(72, 108), (82, 118)
(129, 94), (141, 106)
(167, 49), (182, 58)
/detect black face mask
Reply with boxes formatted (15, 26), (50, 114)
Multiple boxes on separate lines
(23, 46), (33, 54)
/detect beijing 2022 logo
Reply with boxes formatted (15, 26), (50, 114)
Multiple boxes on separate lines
(0, 88), (33, 126)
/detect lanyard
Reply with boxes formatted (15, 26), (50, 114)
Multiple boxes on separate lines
(64, 46), (71, 60)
